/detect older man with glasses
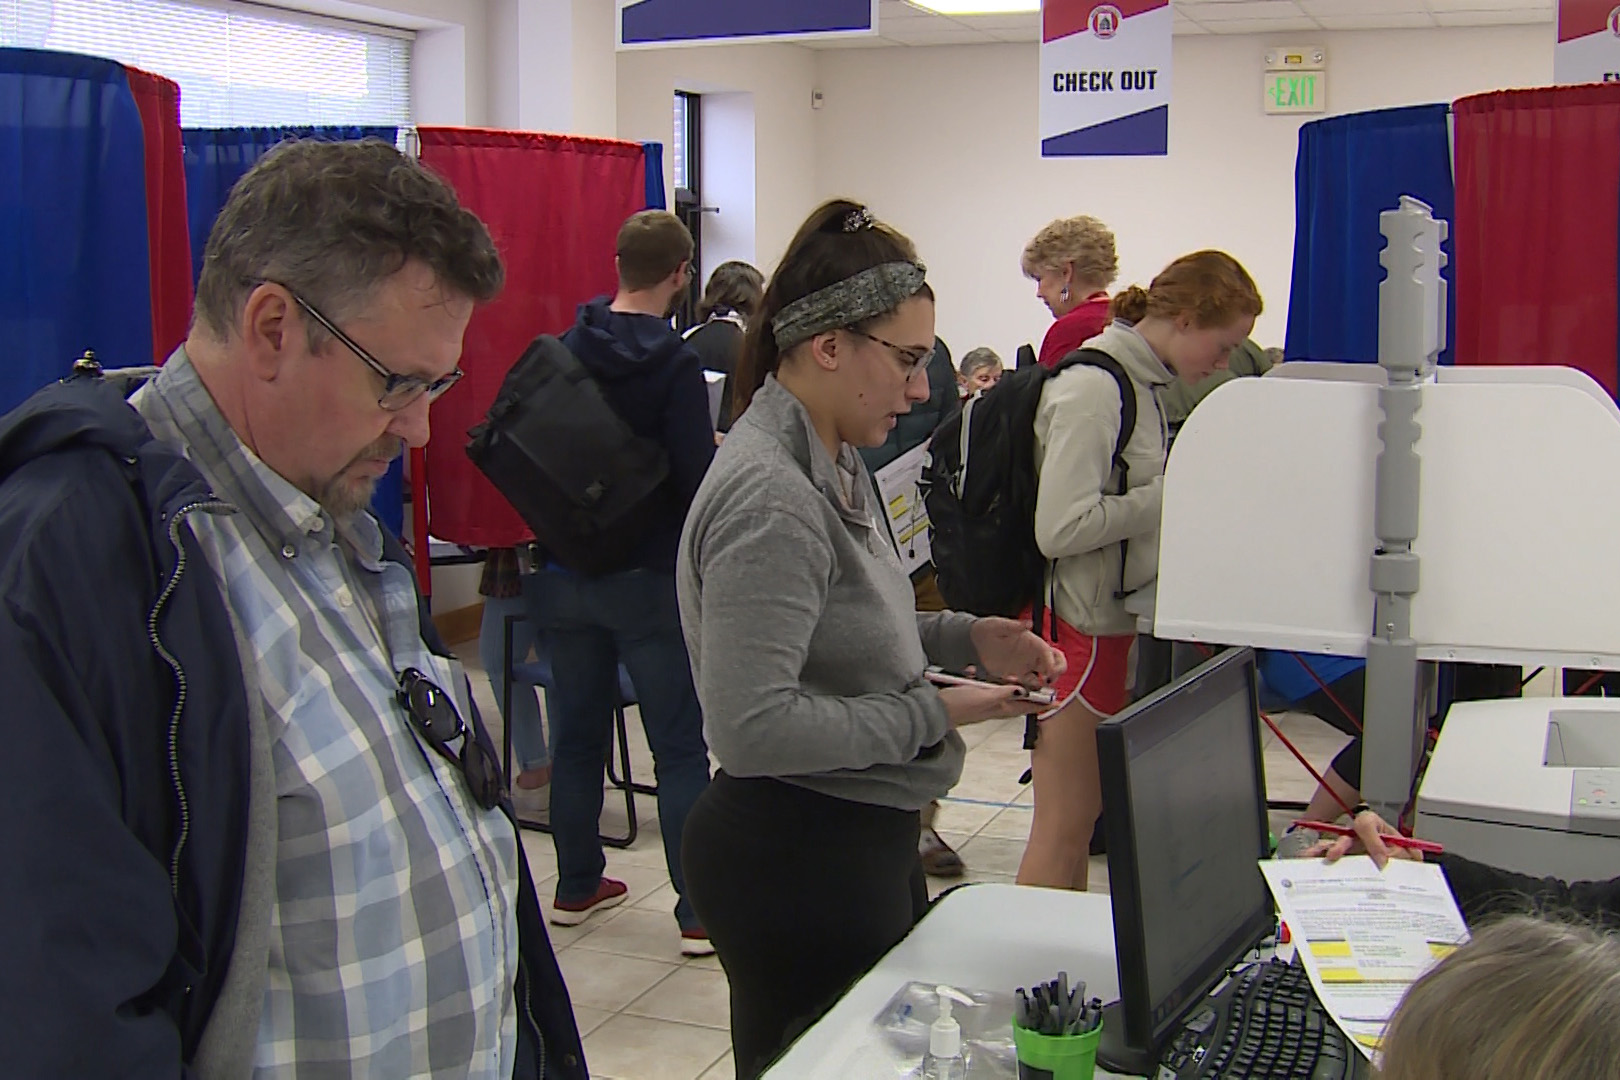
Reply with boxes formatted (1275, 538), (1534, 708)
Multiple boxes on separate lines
(0, 139), (585, 1079)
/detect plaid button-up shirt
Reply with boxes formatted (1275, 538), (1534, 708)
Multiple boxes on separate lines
(134, 351), (520, 1078)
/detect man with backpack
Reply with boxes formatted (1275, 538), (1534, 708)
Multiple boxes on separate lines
(522, 211), (717, 955)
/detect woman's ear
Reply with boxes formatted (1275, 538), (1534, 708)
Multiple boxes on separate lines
(808, 331), (840, 371)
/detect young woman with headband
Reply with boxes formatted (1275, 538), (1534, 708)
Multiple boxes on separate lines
(676, 199), (1065, 1077)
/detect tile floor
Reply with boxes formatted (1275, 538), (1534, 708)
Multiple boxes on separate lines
(455, 641), (1355, 1080)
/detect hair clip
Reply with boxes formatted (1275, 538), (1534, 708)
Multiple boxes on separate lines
(843, 207), (876, 233)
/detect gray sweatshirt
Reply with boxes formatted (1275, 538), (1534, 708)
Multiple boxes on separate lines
(676, 376), (982, 811)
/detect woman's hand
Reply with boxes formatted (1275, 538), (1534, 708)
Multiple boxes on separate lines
(937, 683), (1035, 729)
(1301, 810), (1421, 870)
(969, 617), (1066, 690)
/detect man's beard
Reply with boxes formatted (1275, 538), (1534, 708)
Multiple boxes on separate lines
(316, 436), (404, 518)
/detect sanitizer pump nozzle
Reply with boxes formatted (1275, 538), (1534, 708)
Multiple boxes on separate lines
(923, 985), (973, 1079)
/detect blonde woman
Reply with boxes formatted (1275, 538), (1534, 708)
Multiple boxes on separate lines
(1022, 215), (1119, 369)
(1381, 916), (1620, 1080)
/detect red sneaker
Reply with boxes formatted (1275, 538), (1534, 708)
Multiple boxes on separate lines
(550, 877), (629, 927)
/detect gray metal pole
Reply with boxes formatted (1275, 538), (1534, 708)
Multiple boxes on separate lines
(1363, 197), (1448, 820)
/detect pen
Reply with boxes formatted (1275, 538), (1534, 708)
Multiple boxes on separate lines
(1293, 819), (1445, 855)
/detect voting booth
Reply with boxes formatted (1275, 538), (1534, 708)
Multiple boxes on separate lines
(1151, 198), (1620, 881)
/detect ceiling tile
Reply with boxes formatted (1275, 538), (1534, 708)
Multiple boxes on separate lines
(1434, 8), (1554, 24)
(1298, 0), (1425, 14)
(1173, 20), (1213, 33)
(1424, 0), (1551, 9)
(1180, 0), (1304, 19)
(889, 27), (1000, 43)
(955, 13), (1041, 30)
(991, 26), (1043, 40)
(1314, 11), (1435, 28)
(1202, 15), (1321, 31)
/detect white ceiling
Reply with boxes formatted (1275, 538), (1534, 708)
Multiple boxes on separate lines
(829, 0), (1555, 48)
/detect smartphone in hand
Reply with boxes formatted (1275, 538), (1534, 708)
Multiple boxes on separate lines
(924, 667), (1056, 707)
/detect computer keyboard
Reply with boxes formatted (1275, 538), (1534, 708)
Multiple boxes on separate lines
(1154, 958), (1365, 1080)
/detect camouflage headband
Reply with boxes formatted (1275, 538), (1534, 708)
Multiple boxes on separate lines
(770, 260), (929, 352)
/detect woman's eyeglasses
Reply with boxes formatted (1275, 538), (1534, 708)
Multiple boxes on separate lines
(396, 668), (506, 811)
(847, 328), (935, 379)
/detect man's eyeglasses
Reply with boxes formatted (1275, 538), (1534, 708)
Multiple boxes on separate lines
(283, 287), (465, 411)
(397, 668), (506, 811)
(847, 328), (934, 379)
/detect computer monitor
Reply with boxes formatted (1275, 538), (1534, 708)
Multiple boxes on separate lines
(1094, 647), (1275, 1075)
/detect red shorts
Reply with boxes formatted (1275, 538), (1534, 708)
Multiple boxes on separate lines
(1021, 606), (1134, 718)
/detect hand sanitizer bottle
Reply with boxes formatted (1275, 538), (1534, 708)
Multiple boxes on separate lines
(922, 985), (972, 1080)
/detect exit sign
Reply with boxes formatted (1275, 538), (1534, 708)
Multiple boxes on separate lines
(1265, 71), (1325, 114)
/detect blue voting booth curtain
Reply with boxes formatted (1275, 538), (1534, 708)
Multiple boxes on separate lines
(642, 141), (667, 209)
(1, 48), (155, 415)
(182, 126), (398, 284)
(1286, 104), (1455, 365)
(182, 125), (402, 532)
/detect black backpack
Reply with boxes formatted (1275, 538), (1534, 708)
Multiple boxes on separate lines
(923, 347), (1136, 623)
(467, 334), (670, 576)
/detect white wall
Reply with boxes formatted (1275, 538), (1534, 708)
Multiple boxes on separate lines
(618, 43), (818, 276)
(699, 92), (758, 282)
(811, 25), (1554, 360)
(485, 0), (617, 135)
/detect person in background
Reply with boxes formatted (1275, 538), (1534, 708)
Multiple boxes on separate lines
(1380, 916), (1620, 1080)
(477, 547), (552, 791)
(677, 199), (1064, 1078)
(1022, 215), (1118, 369)
(684, 260), (764, 433)
(0, 139), (583, 1076)
(1019, 252), (1262, 892)
(957, 346), (1004, 398)
(855, 320), (964, 877)
(526, 210), (716, 957)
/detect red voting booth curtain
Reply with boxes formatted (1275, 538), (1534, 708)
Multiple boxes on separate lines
(1452, 84), (1620, 395)
(124, 65), (193, 363)
(415, 128), (649, 553)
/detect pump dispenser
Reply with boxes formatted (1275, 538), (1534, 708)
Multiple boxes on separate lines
(922, 985), (973, 1080)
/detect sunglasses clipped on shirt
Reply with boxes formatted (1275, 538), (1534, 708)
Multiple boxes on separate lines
(396, 668), (506, 811)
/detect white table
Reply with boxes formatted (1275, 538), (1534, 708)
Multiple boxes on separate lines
(764, 884), (1132, 1078)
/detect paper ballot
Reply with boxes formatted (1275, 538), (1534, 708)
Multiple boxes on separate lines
(1258, 857), (1470, 1062)
(871, 440), (933, 577)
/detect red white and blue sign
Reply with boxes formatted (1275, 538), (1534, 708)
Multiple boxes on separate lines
(1555, 0), (1620, 84)
(617, 0), (877, 49)
(1040, 0), (1171, 157)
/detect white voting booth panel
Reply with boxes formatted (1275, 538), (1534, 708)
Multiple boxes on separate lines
(1155, 366), (1620, 669)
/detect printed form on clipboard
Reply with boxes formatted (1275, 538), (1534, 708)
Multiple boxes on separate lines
(871, 439), (933, 578)
(1258, 856), (1470, 1065)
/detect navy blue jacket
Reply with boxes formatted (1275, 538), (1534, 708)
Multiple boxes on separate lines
(562, 299), (716, 571)
(0, 374), (586, 1079)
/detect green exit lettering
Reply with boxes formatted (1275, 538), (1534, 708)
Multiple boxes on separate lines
(1266, 72), (1324, 113)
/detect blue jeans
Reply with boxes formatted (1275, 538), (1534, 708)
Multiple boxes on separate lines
(477, 593), (551, 772)
(524, 567), (711, 930)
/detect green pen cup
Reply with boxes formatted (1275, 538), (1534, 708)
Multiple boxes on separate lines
(1012, 1019), (1102, 1080)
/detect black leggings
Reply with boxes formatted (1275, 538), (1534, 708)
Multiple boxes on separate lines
(681, 772), (928, 1079)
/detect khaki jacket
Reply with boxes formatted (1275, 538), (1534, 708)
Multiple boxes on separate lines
(1033, 322), (1173, 636)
